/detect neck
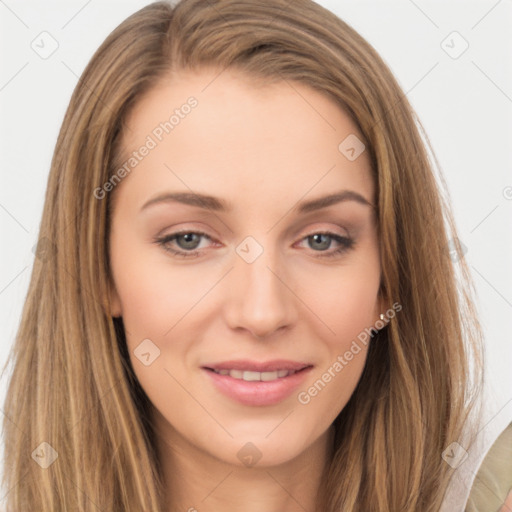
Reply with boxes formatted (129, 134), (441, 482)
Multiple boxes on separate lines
(153, 415), (335, 512)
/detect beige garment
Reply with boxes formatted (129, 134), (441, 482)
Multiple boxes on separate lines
(465, 422), (512, 512)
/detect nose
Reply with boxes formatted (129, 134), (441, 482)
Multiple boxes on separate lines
(223, 244), (297, 340)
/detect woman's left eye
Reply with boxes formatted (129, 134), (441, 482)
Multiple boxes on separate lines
(296, 232), (355, 258)
(154, 230), (355, 259)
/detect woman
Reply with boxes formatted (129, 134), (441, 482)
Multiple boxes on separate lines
(1, 0), (485, 510)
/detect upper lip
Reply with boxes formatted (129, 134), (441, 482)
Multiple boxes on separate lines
(202, 359), (313, 372)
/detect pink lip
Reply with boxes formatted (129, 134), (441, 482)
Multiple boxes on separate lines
(201, 360), (313, 407)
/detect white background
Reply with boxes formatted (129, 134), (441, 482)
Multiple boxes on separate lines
(1, 0), (511, 507)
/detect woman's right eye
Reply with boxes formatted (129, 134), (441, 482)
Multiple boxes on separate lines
(154, 231), (213, 258)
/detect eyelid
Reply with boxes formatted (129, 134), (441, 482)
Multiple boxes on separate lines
(299, 222), (350, 238)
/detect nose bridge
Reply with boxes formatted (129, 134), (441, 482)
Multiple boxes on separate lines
(226, 235), (295, 337)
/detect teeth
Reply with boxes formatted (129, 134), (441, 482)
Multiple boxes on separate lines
(212, 368), (297, 381)
(243, 371), (261, 381)
(261, 371), (279, 381)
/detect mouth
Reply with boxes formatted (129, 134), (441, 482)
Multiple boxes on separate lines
(201, 360), (313, 406)
(203, 367), (308, 381)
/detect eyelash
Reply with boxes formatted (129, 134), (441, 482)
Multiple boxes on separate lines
(154, 229), (355, 259)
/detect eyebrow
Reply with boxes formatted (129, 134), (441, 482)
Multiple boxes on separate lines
(140, 190), (375, 214)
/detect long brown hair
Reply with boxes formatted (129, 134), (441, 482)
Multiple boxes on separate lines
(1, 0), (484, 510)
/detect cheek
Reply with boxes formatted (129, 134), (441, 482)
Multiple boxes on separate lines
(295, 329), (370, 432)
(291, 264), (379, 412)
(110, 234), (212, 341)
(299, 263), (380, 347)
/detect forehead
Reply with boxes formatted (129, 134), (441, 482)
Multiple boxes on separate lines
(116, 67), (374, 211)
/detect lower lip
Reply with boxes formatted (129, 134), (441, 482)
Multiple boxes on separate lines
(202, 367), (313, 406)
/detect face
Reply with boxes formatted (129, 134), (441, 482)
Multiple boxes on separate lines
(108, 67), (385, 468)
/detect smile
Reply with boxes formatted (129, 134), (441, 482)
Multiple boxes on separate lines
(201, 360), (314, 406)
(209, 369), (296, 381)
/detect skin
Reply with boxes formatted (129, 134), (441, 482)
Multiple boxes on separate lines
(108, 67), (387, 512)
(500, 490), (512, 512)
